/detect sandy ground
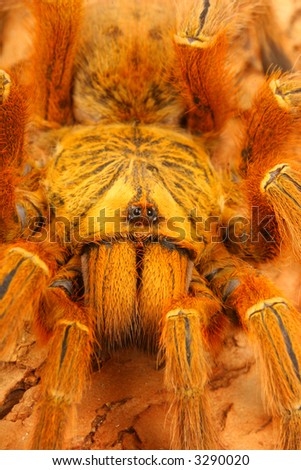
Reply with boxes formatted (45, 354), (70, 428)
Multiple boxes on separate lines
(0, 0), (301, 451)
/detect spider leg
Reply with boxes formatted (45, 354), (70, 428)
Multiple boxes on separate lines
(138, 244), (223, 449)
(0, 71), (56, 363)
(0, 69), (28, 241)
(81, 241), (137, 350)
(0, 240), (64, 359)
(161, 277), (223, 450)
(240, 73), (301, 258)
(31, 255), (93, 450)
(138, 243), (192, 351)
(202, 245), (301, 449)
(253, 1), (293, 73)
(29, 0), (83, 125)
(174, 0), (238, 134)
(0, 69), (48, 243)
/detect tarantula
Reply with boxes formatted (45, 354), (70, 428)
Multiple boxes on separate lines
(1, 0), (301, 450)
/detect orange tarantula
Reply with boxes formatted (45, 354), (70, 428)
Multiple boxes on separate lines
(1, 0), (301, 450)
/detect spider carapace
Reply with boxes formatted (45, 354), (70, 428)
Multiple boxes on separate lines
(1, 0), (301, 450)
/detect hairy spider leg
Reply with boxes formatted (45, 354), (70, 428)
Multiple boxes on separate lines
(203, 244), (301, 450)
(32, 256), (93, 450)
(139, 243), (223, 449)
(28, 0), (83, 124)
(174, 0), (237, 134)
(0, 70), (28, 241)
(161, 273), (223, 450)
(138, 243), (192, 352)
(240, 73), (301, 259)
(82, 241), (137, 351)
(0, 240), (65, 358)
(253, 0), (293, 73)
(0, 61), (67, 361)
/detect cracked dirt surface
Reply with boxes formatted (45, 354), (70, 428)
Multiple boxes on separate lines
(0, 319), (292, 450)
(1, 0), (301, 451)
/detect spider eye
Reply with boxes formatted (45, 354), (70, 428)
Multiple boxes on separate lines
(128, 204), (158, 223)
(133, 207), (142, 216)
(147, 207), (154, 217)
(146, 206), (158, 222)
